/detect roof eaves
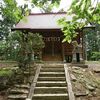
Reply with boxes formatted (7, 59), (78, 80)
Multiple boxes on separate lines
(29, 12), (67, 16)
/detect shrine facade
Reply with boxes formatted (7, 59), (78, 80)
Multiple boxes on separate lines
(12, 12), (85, 62)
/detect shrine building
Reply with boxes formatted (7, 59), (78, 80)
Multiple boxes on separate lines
(12, 12), (85, 63)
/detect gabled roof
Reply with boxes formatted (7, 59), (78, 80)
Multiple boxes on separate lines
(12, 12), (72, 31)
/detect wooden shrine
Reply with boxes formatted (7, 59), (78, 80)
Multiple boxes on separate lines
(12, 12), (85, 63)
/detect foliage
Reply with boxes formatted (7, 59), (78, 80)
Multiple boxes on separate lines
(68, 0), (100, 24)
(4, 32), (44, 68)
(0, 68), (15, 90)
(58, 18), (80, 43)
(0, 31), (43, 61)
(91, 52), (100, 61)
(58, 0), (100, 43)
(31, 33), (45, 51)
(0, 40), (6, 60)
(0, 0), (29, 40)
(0, 69), (13, 77)
(16, 32), (44, 68)
(32, 0), (61, 12)
(0, 31), (21, 60)
(0, 0), (30, 61)
(83, 24), (100, 60)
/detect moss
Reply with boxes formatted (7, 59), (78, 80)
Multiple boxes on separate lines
(0, 69), (13, 77)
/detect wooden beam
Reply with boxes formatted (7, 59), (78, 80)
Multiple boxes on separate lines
(64, 64), (75, 100)
(62, 43), (65, 62)
(26, 65), (41, 100)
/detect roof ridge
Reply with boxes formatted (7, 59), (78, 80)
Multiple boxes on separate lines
(29, 12), (66, 15)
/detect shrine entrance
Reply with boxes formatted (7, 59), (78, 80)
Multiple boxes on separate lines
(42, 33), (63, 61)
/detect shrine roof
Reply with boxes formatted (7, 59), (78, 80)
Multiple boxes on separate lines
(12, 12), (72, 31)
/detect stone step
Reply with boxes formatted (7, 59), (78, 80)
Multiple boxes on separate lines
(14, 84), (30, 89)
(8, 94), (27, 100)
(36, 81), (67, 87)
(42, 65), (63, 68)
(39, 72), (65, 77)
(34, 87), (67, 94)
(38, 77), (66, 81)
(41, 68), (64, 72)
(9, 88), (29, 94)
(32, 93), (68, 100)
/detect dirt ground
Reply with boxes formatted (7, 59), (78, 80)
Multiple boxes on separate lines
(0, 95), (6, 100)
(69, 63), (100, 100)
(0, 92), (7, 100)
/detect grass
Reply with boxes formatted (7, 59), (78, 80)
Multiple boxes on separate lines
(85, 61), (100, 64)
(0, 68), (13, 77)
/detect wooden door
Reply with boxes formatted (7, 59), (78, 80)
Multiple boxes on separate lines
(42, 37), (62, 61)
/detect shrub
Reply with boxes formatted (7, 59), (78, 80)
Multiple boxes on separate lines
(91, 52), (100, 61)
(0, 68), (14, 91)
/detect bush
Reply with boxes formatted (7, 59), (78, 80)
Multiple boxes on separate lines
(0, 69), (12, 77)
(91, 52), (100, 61)
(0, 68), (14, 91)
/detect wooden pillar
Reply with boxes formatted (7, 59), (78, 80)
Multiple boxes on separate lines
(62, 43), (65, 62)
(39, 51), (42, 61)
(52, 40), (54, 56)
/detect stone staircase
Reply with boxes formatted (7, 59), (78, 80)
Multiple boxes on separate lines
(7, 64), (72, 100)
(32, 64), (69, 100)
(8, 84), (29, 100)
(7, 65), (36, 100)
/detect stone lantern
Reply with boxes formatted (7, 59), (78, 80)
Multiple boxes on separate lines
(72, 40), (84, 64)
